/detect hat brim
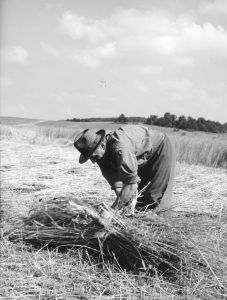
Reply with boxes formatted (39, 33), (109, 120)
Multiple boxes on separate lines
(79, 129), (106, 164)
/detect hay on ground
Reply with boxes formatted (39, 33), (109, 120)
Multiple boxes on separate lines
(5, 197), (226, 295)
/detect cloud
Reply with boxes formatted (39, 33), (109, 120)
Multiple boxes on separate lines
(59, 8), (227, 66)
(157, 79), (193, 90)
(134, 81), (150, 93)
(0, 76), (13, 88)
(137, 65), (162, 74)
(179, 22), (227, 57)
(1, 46), (28, 64)
(41, 42), (59, 57)
(71, 43), (116, 67)
(199, 0), (227, 15)
(60, 11), (105, 42)
(173, 56), (194, 67)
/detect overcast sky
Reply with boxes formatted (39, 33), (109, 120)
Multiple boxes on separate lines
(1, 0), (227, 123)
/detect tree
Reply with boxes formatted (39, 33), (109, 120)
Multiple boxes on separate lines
(187, 116), (198, 131)
(197, 117), (208, 132)
(176, 115), (187, 129)
(145, 115), (158, 125)
(156, 117), (166, 127)
(115, 113), (128, 124)
(164, 112), (177, 128)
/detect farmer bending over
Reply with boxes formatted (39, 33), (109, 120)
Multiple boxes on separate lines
(74, 125), (175, 214)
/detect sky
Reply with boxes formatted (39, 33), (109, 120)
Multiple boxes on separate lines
(0, 0), (227, 123)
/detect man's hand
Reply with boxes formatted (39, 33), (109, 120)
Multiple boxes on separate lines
(111, 197), (119, 209)
(118, 183), (138, 209)
(122, 189), (138, 215)
(111, 187), (122, 209)
(111, 183), (138, 212)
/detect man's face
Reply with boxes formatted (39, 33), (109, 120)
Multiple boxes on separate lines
(90, 144), (105, 164)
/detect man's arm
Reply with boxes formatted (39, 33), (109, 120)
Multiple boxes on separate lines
(111, 183), (138, 210)
(111, 187), (122, 209)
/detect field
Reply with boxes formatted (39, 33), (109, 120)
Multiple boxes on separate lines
(0, 117), (227, 299)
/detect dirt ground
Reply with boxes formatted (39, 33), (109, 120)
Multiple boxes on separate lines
(1, 139), (227, 232)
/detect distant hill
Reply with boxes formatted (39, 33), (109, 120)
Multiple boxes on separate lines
(1, 115), (226, 134)
(0, 116), (41, 125)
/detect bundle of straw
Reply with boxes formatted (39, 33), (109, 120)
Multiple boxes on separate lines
(6, 197), (226, 287)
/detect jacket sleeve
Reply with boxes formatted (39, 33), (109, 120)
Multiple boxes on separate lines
(112, 142), (140, 185)
(99, 164), (123, 190)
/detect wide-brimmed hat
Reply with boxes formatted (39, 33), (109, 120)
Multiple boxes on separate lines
(73, 128), (106, 164)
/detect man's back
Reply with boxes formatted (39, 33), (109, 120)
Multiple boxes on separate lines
(109, 125), (165, 158)
(98, 125), (165, 188)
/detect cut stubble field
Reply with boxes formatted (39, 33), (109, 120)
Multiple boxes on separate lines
(0, 123), (227, 299)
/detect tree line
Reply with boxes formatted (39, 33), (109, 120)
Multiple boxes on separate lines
(145, 113), (227, 133)
(67, 113), (227, 133)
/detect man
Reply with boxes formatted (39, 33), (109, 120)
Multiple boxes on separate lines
(74, 125), (175, 214)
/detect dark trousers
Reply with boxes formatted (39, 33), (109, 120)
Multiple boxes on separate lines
(136, 135), (175, 210)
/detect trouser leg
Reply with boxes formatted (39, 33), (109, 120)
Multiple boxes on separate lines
(136, 135), (175, 210)
(156, 136), (176, 212)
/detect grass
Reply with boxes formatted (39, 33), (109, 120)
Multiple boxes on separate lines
(5, 198), (227, 298)
(174, 134), (227, 168)
(1, 205), (227, 299)
(1, 123), (227, 168)
(0, 123), (227, 299)
(1, 238), (186, 299)
(0, 125), (76, 146)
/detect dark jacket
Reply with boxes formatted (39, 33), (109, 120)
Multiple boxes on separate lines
(97, 125), (164, 190)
